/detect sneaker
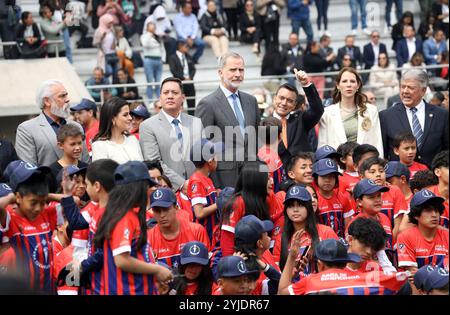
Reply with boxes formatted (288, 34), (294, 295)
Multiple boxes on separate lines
(324, 30), (332, 37)
(363, 28), (371, 36)
(252, 43), (259, 53)
(351, 29), (358, 36)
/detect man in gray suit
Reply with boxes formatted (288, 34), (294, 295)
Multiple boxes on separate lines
(195, 52), (260, 188)
(140, 77), (204, 192)
(15, 80), (89, 166)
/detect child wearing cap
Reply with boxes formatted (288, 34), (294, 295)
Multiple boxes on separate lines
(385, 161), (414, 207)
(257, 117), (284, 193)
(397, 189), (449, 273)
(0, 161), (64, 293)
(413, 264), (437, 295)
(0, 183), (16, 274)
(312, 158), (354, 238)
(428, 151), (449, 228)
(422, 266), (449, 295)
(92, 161), (172, 295)
(393, 131), (428, 178)
(313, 145), (342, 165)
(213, 255), (260, 295)
(187, 139), (220, 244)
(173, 241), (213, 295)
(359, 156), (408, 239)
(147, 187), (210, 269)
(130, 102), (150, 140)
(274, 185), (338, 278)
(336, 141), (360, 197)
(70, 98), (99, 155)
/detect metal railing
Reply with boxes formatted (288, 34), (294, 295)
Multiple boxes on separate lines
(0, 39), (64, 57)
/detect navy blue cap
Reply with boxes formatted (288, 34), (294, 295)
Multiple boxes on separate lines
(130, 104), (150, 119)
(114, 161), (158, 186)
(410, 189), (445, 209)
(3, 160), (22, 182)
(353, 179), (390, 199)
(218, 256), (260, 278)
(190, 139), (224, 163)
(56, 165), (87, 183)
(414, 265), (436, 290)
(8, 160), (51, 191)
(235, 215), (274, 244)
(312, 158), (341, 176)
(385, 161), (411, 180)
(314, 239), (361, 264)
(0, 183), (12, 197)
(150, 187), (177, 208)
(70, 98), (97, 112)
(423, 267), (449, 292)
(284, 185), (311, 203)
(180, 241), (209, 266)
(314, 145), (341, 162)
(217, 187), (234, 212)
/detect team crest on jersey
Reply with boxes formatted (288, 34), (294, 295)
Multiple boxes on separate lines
(397, 244), (405, 253)
(326, 159), (335, 168)
(189, 244), (201, 256)
(154, 190), (163, 200)
(192, 184), (197, 193)
(124, 228), (130, 240)
(32, 239), (51, 269)
(237, 261), (247, 273)
(421, 190), (433, 198)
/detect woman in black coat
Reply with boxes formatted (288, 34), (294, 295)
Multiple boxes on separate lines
(113, 68), (140, 101)
(15, 11), (45, 58)
(0, 130), (18, 180)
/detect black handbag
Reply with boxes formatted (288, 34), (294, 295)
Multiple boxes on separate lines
(17, 39), (48, 58)
(265, 4), (279, 24)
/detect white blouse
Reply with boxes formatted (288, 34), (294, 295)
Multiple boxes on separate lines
(91, 135), (143, 164)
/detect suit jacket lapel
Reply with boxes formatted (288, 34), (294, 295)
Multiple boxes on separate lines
(158, 111), (182, 154)
(180, 112), (191, 158)
(395, 103), (412, 132)
(240, 93), (253, 128)
(38, 113), (60, 158)
(421, 102), (433, 148)
(215, 88), (240, 127)
(287, 113), (297, 144)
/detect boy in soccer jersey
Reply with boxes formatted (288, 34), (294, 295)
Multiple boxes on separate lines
(385, 161), (414, 206)
(392, 131), (428, 178)
(429, 151), (449, 228)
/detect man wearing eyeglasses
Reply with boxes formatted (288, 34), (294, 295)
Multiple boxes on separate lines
(363, 30), (387, 70)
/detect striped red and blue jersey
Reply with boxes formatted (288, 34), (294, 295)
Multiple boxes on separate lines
(2, 204), (64, 292)
(88, 206), (106, 295)
(147, 218), (210, 269)
(288, 268), (409, 295)
(380, 184), (408, 230)
(71, 201), (99, 250)
(187, 171), (218, 243)
(338, 171), (360, 196)
(258, 146), (284, 193)
(176, 191), (194, 222)
(102, 208), (158, 295)
(397, 226), (449, 269)
(429, 185), (449, 229)
(316, 191), (355, 238)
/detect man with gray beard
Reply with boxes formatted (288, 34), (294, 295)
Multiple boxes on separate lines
(15, 80), (89, 166)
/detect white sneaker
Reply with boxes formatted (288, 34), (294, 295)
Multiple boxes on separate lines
(363, 28), (371, 36)
(351, 29), (358, 36)
(324, 30), (332, 37)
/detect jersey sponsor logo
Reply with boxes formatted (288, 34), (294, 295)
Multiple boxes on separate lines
(32, 239), (51, 269)
(40, 223), (50, 230)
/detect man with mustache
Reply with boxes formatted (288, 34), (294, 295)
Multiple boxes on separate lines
(15, 80), (89, 166)
(195, 52), (260, 188)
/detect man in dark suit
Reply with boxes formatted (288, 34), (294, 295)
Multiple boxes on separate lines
(168, 40), (196, 114)
(395, 25), (423, 67)
(380, 69), (449, 167)
(363, 30), (387, 70)
(280, 33), (304, 86)
(273, 71), (324, 167)
(195, 52), (260, 188)
(337, 35), (362, 68)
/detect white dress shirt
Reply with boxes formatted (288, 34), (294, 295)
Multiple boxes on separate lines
(176, 51), (190, 79)
(161, 109), (184, 139)
(219, 84), (246, 122)
(371, 42), (380, 62)
(406, 37), (417, 62)
(405, 100), (426, 132)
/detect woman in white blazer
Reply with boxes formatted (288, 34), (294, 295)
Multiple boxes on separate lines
(369, 52), (399, 103)
(318, 67), (384, 156)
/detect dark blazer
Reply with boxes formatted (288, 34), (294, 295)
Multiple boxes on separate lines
(280, 43), (304, 72)
(113, 76), (139, 100)
(199, 11), (226, 38)
(0, 139), (18, 179)
(362, 42), (387, 69)
(278, 84), (324, 166)
(337, 45), (362, 68)
(395, 38), (423, 67)
(168, 52), (196, 79)
(195, 87), (260, 188)
(380, 102), (449, 167)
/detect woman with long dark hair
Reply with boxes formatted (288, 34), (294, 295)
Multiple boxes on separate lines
(391, 11), (415, 50)
(91, 97), (143, 163)
(93, 161), (172, 295)
(220, 161), (283, 257)
(318, 67), (383, 155)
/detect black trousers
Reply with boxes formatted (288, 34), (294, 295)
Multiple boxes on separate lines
(183, 82), (196, 115)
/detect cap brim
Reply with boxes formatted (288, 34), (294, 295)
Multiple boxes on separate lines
(130, 110), (149, 118)
(180, 256), (209, 266)
(70, 105), (85, 111)
(284, 195), (311, 203)
(417, 196), (446, 207)
(317, 253), (361, 264)
(69, 167), (87, 177)
(220, 269), (260, 278)
(315, 170), (342, 176)
(150, 200), (175, 208)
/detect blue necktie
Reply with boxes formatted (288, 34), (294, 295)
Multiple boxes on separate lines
(172, 118), (183, 150)
(231, 94), (245, 136)
(410, 107), (423, 148)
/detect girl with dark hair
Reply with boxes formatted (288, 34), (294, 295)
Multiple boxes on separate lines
(318, 67), (384, 155)
(91, 97), (143, 163)
(391, 11), (415, 50)
(220, 161), (283, 257)
(273, 185), (338, 275)
(93, 161), (172, 295)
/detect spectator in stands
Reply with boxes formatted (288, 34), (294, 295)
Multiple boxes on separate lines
(349, 0), (371, 35)
(439, 51), (449, 81)
(152, 99), (162, 114)
(423, 29), (447, 65)
(168, 40), (196, 112)
(401, 51), (426, 75)
(304, 41), (334, 99)
(93, 13), (119, 78)
(97, 0), (127, 26)
(85, 66), (118, 102)
(143, 4), (177, 60)
(363, 30), (387, 71)
(141, 21), (163, 102)
(0, 0), (19, 59)
(199, 0), (229, 59)
(130, 102), (150, 138)
(391, 10), (415, 49)
(92, 96), (144, 163)
(15, 11), (45, 59)
(337, 35), (362, 69)
(113, 68), (139, 101)
(0, 128), (18, 180)
(430, 91), (446, 106)
(287, 0), (313, 44)
(363, 90), (377, 105)
(318, 34), (338, 73)
(385, 0), (403, 31)
(256, 0), (285, 50)
(280, 33), (304, 86)
(315, 0), (330, 36)
(47, 0), (73, 63)
(119, 0), (143, 38)
(432, 0), (449, 38)
(340, 54), (354, 69)
(173, 1), (205, 64)
(395, 25), (423, 67)
(223, 0), (239, 41)
(66, 0), (89, 49)
(239, 0), (260, 55)
(114, 25), (134, 78)
(418, 12), (437, 41)
(369, 52), (399, 102)
(418, 0), (435, 24)
(39, 3), (69, 58)
(176, 0), (201, 16)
